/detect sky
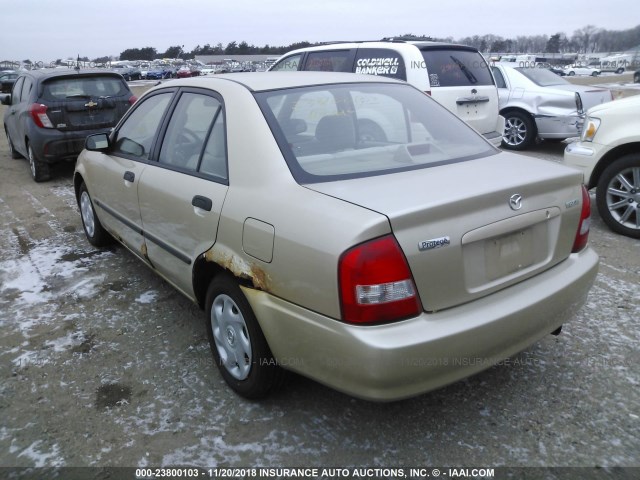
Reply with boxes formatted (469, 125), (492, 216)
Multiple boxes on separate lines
(1, 0), (639, 62)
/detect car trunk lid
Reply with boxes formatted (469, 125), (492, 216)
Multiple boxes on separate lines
(306, 152), (585, 312)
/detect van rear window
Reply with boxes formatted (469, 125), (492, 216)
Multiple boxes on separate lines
(421, 49), (494, 87)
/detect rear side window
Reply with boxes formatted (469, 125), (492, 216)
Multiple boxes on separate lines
(421, 49), (494, 87)
(42, 76), (128, 100)
(304, 50), (354, 72)
(354, 48), (406, 81)
(270, 54), (302, 71)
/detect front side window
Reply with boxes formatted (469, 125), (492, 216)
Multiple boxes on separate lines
(421, 49), (495, 88)
(256, 83), (495, 183)
(11, 77), (24, 105)
(112, 92), (172, 159)
(20, 78), (33, 102)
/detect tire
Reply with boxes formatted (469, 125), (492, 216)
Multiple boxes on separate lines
(5, 129), (21, 159)
(78, 182), (112, 247)
(568, 71), (575, 76)
(634, 73), (640, 83)
(591, 71), (599, 77)
(27, 143), (50, 182)
(501, 111), (536, 150)
(595, 154), (640, 239)
(205, 275), (284, 399)
(615, 68), (624, 74)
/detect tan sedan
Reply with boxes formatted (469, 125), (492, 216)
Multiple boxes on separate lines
(74, 72), (598, 401)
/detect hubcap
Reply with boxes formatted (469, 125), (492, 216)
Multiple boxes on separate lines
(80, 191), (96, 237)
(211, 294), (252, 380)
(504, 117), (526, 146)
(606, 166), (640, 231)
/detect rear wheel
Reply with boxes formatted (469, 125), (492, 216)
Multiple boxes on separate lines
(5, 129), (21, 159)
(591, 71), (599, 77)
(502, 111), (536, 150)
(27, 143), (50, 182)
(79, 182), (112, 246)
(205, 275), (284, 399)
(596, 154), (640, 238)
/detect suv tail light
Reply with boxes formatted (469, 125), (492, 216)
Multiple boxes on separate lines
(339, 235), (421, 324)
(29, 103), (54, 128)
(128, 95), (137, 105)
(572, 185), (591, 253)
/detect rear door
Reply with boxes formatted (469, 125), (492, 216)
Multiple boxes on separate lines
(137, 89), (228, 297)
(421, 46), (499, 136)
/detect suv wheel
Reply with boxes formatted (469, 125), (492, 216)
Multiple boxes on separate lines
(502, 111), (536, 150)
(5, 129), (21, 159)
(596, 154), (640, 238)
(205, 275), (284, 399)
(27, 143), (50, 182)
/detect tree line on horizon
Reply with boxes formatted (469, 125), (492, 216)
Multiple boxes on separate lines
(41, 23), (640, 64)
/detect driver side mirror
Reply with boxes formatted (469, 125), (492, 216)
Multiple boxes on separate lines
(1, 95), (11, 106)
(85, 133), (110, 151)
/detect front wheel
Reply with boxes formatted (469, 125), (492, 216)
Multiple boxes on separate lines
(79, 182), (112, 246)
(502, 111), (536, 150)
(27, 143), (50, 182)
(634, 72), (640, 83)
(596, 154), (640, 238)
(205, 275), (284, 399)
(591, 71), (599, 77)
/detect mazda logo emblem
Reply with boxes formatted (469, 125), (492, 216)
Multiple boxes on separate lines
(509, 194), (523, 210)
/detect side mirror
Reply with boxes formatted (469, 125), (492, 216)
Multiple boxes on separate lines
(1, 95), (11, 106)
(85, 133), (110, 151)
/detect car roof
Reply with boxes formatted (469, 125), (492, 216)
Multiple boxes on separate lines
(151, 71), (404, 92)
(17, 68), (124, 80)
(281, 40), (479, 54)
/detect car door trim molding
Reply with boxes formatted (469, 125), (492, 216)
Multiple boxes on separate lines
(95, 198), (192, 265)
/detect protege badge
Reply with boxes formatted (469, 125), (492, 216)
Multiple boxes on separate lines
(418, 236), (451, 251)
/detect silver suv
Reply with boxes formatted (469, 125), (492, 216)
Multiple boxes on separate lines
(269, 40), (504, 146)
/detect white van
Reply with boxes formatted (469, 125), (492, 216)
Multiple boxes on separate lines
(269, 41), (504, 146)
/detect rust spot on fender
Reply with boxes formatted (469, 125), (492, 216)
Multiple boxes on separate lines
(204, 247), (271, 291)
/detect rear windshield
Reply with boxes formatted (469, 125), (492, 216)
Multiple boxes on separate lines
(42, 75), (128, 100)
(421, 49), (495, 87)
(515, 67), (569, 87)
(255, 83), (495, 183)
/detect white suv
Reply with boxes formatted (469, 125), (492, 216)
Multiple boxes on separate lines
(269, 40), (504, 146)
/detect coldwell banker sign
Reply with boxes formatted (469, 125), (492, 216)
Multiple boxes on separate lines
(355, 57), (400, 75)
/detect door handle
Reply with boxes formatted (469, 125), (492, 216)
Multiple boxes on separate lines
(192, 195), (212, 211)
(123, 171), (135, 182)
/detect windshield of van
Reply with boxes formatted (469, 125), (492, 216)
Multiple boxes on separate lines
(255, 82), (496, 183)
(420, 49), (495, 87)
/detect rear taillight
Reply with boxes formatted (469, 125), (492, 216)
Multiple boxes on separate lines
(572, 185), (591, 253)
(424, 90), (432, 96)
(339, 235), (421, 324)
(128, 95), (137, 105)
(29, 103), (54, 128)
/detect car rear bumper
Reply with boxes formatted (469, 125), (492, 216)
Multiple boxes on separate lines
(244, 247), (599, 401)
(29, 127), (113, 163)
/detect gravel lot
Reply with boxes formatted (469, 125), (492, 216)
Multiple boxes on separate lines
(0, 79), (638, 475)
